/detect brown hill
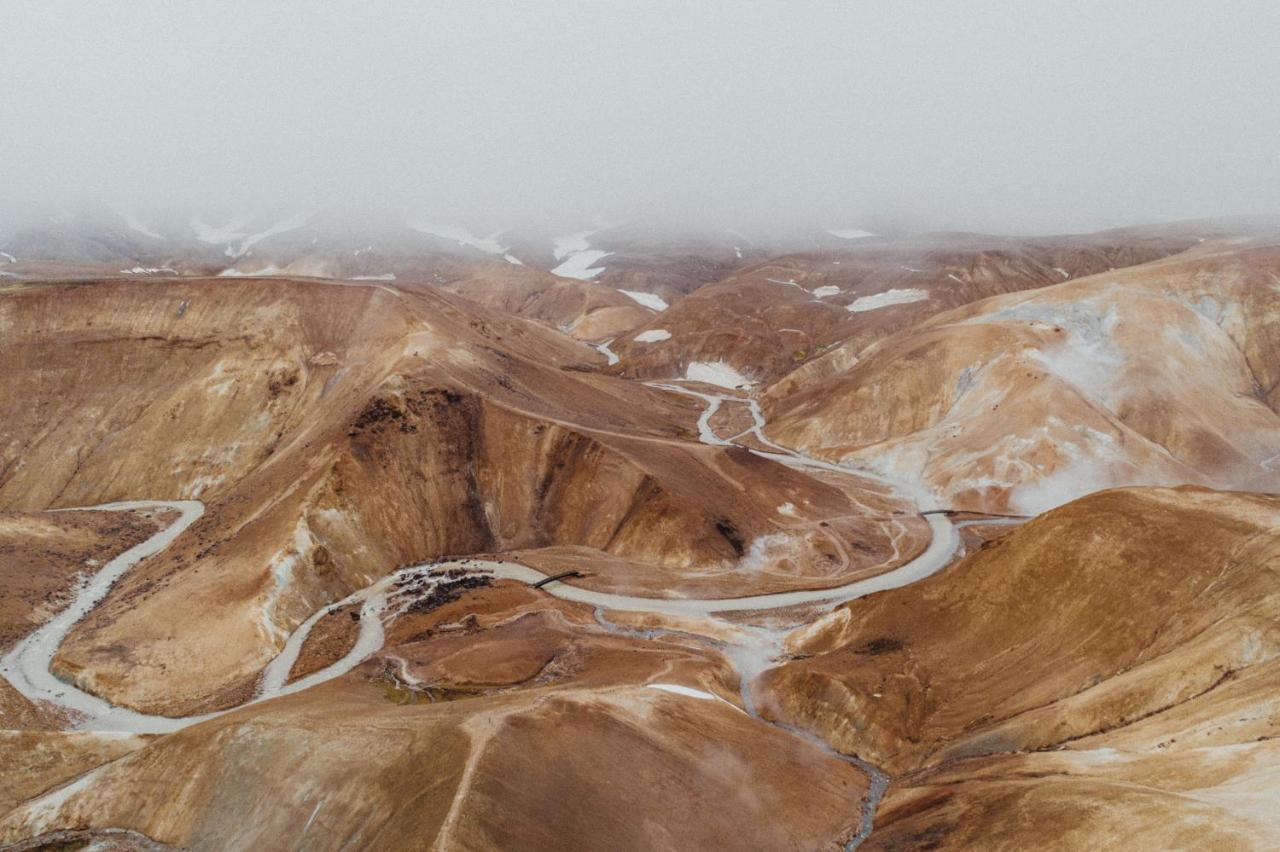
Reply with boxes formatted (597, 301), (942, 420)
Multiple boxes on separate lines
(420, 258), (655, 341)
(763, 241), (1280, 512)
(0, 276), (913, 715)
(605, 230), (1200, 386)
(760, 486), (1280, 849)
(0, 583), (871, 851)
(4, 220), (1279, 850)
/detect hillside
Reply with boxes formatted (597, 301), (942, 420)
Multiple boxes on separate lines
(2, 220), (1278, 850)
(763, 242), (1280, 512)
(761, 486), (1280, 849)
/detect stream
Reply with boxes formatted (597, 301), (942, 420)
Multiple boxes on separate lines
(2, 382), (1023, 847)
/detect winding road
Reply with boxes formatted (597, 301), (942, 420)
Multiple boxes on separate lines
(0, 503), (448, 734)
(2, 380), (1023, 847)
(1, 501), (208, 733)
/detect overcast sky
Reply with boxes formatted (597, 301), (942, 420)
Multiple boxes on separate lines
(3, 1), (1278, 233)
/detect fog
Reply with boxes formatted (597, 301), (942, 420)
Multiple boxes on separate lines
(4, 1), (1279, 234)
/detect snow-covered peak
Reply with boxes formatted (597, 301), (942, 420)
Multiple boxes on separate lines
(188, 215), (310, 258)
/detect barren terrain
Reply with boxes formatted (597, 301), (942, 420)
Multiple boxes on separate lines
(2, 218), (1278, 850)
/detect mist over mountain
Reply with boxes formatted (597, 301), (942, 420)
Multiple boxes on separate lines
(5, 5), (1280, 851)
(4, 1), (1279, 234)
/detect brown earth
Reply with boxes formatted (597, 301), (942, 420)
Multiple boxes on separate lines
(0, 509), (164, 654)
(285, 604), (361, 684)
(422, 258), (656, 342)
(0, 680), (63, 732)
(4, 221), (1280, 850)
(0, 730), (152, 815)
(759, 486), (1280, 849)
(0, 275), (913, 715)
(0, 584), (871, 851)
(764, 241), (1280, 513)
(607, 230), (1200, 385)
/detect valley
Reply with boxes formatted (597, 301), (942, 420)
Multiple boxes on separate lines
(1, 218), (1278, 850)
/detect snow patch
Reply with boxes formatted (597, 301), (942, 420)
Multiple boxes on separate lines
(120, 267), (177, 275)
(552, 249), (612, 280)
(812, 285), (841, 298)
(1, 251), (16, 263)
(777, 502), (798, 517)
(352, 273), (396, 281)
(847, 289), (929, 312)
(685, 361), (753, 389)
(634, 329), (671, 343)
(647, 683), (717, 701)
(407, 223), (507, 255)
(503, 253), (524, 266)
(593, 339), (620, 365)
(620, 289), (668, 311)
(828, 228), (876, 240)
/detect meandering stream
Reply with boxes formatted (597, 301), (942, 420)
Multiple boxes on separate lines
(2, 382), (1021, 847)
